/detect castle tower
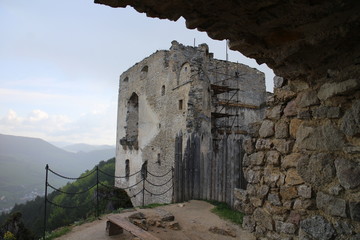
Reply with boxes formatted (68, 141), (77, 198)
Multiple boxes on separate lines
(115, 41), (266, 206)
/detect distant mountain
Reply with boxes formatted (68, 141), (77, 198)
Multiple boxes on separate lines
(0, 133), (115, 211)
(62, 143), (115, 153)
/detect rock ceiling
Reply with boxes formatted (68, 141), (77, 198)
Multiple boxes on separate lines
(95, 0), (360, 81)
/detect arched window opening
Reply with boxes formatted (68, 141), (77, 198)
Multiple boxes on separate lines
(157, 153), (161, 165)
(141, 160), (148, 179)
(125, 159), (130, 180)
(161, 85), (165, 96)
(141, 65), (148, 73)
(123, 77), (129, 82)
(178, 62), (191, 85)
(121, 92), (139, 149)
(179, 99), (183, 110)
(140, 65), (148, 79)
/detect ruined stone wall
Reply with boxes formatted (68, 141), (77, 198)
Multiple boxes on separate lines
(115, 41), (214, 206)
(173, 42), (266, 207)
(115, 47), (190, 206)
(236, 67), (360, 239)
(116, 41), (266, 207)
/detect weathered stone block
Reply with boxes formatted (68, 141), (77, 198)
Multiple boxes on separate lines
(242, 215), (256, 232)
(283, 200), (293, 210)
(273, 139), (293, 154)
(293, 199), (314, 210)
(318, 79), (360, 101)
(234, 188), (248, 202)
(266, 231), (282, 240)
(248, 122), (261, 138)
(341, 100), (360, 137)
(350, 234), (360, 240)
(234, 200), (255, 215)
(266, 105), (282, 120)
(297, 185), (312, 198)
(313, 106), (341, 119)
(300, 216), (335, 240)
(255, 138), (273, 150)
(328, 184), (343, 196)
(266, 150), (280, 166)
(333, 220), (354, 236)
(243, 154), (251, 167)
(349, 202), (360, 222)
(245, 169), (262, 183)
(255, 225), (266, 236)
(275, 88), (297, 102)
(264, 202), (288, 215)
(297, 109), (312, 119)
(296, 122), (346, 151)
(247, 184), (257, 196)
(268, 193), (282, 206)
(274, 76), (285, 88)
(295, 90), (320, 108)
(277, 172), (286, 187)
(334, 158), (360, 189)
(284, 100), (297, 117)
(257, 185), (270, 198)
(249, 151), (265, 166)
(275, 221), (296, 234)
(289, 118), (302, 138)
(266, 94), (275, 106)
(253, 208), (274, 230)
(287, 211), (301, 226)
(297, 153), (335, 188)
(264, 167), (281, 187)
(343, 145), (360, 154)
(280, 185), (297, 200)
(285, 168), (304, 185)
(259, 120), (275, 138)
(316, 192), (346, 217)
(282, 153), (302, 169)
(289, 80), (309, 92)
(243, 138), (254, 154)
(275, 120), (289, 139)
(251, 197), (264, 207)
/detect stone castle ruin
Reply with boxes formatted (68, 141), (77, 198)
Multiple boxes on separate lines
(115, 41), (266, 207)
(98, 0), (360, 238)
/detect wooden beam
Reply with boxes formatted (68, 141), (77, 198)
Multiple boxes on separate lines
(210, 84), (238, 94)
(217, 101), (259, 109)
(107, 215), (160, 240)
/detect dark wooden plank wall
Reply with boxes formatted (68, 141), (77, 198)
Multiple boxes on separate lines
(174, 132), (246, 207)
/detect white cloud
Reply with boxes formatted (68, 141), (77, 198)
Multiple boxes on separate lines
(28, 109), (49, 122)
(0, 107), (116, 145)
(0, 88), (72, 102)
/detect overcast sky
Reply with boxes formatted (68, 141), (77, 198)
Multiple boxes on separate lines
(0, 0), (274, 146)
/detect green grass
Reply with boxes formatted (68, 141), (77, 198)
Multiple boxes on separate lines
(139, 203), (169, 209)
(208, 200), (244, 225)
(45, 226), (72, 240)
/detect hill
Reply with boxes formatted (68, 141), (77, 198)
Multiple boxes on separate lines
(62, 143), (114, 153)
(0, 134), (115, 211)
(0, 158), (132, 239)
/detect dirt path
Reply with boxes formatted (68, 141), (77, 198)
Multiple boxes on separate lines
(56, 200), (255, 240)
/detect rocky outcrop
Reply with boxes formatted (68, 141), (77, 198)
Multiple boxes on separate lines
(95, 0), (360, 82)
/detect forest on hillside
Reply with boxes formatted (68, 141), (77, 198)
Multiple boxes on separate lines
(0, 158), (132, 240)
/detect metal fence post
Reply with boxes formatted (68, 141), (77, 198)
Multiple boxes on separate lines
(96, 166), (99, 218)
(142, 173), (145, 207)
(43, 164), (49, 240)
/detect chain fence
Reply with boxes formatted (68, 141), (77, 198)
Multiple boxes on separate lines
(43, 164), (174, 240)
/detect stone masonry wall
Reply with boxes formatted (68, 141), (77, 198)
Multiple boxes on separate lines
(236, 67), (360, 240)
